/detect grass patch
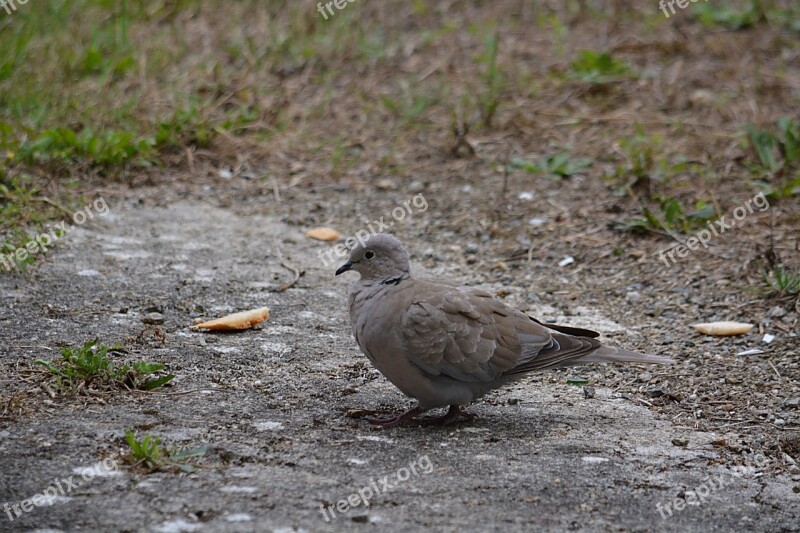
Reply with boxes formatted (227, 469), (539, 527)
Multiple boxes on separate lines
(124, 429), (207, 473)
(474, 30), (505, 128)
(612, 196), (716, 234)
(692, 1), (763, 30)
(764, 266), (800, 297)
(747, 117), (800, 173)
(0, 172), (76, 270)
(691, 0), (799, 31)
(0, 1), (796, 278)
(510, 152), (593, 178)
(35, 339), (175, 393)
(568, 50), (635, 84)
(747, 117), (800, 200)
(604, 128), (701, 194)
(20, 128), (156, 168)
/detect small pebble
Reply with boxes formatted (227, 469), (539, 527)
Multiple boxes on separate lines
(408, 180), (425, 193)
(672, 438), (688, 447)
(375, 179), (395, 190)
(767, 306), (787, 318)
(142, 312), (165, 325)
(626, 291), (641, 303)
(584, 386), (596, 399)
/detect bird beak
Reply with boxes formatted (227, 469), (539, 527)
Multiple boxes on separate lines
(335, 261), (353, 276)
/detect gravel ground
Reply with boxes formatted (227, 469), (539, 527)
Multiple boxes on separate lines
(1, 195), (798, 532)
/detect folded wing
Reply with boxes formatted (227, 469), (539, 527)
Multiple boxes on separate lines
(400, 285), (670, 383)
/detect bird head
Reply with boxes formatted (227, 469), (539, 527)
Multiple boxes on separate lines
(335, 233), (411, 282)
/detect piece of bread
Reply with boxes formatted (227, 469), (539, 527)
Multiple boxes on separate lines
(306, 227), (340, 241)
(192, 307), (270, 331)
(692, 321), (753, 336)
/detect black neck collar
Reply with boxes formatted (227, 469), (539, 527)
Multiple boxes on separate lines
(380, 274), (409, 286)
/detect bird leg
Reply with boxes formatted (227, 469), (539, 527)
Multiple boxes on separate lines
(366, 405), (426, 427)
(420, 404), (476, 425)
(367, 404), (476, 427)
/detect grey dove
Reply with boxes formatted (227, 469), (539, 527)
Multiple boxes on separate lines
(335, 233), (674, 427)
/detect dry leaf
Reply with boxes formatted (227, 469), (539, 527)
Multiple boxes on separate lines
(692, 321), (753, 336)
(306, 227), (340, 241)
(192, 307), (270, 331)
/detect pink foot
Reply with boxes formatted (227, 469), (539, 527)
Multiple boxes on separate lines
(367, 405), (475, 427)
(420, 405), (476, 426)
(367, 405), (425, 427)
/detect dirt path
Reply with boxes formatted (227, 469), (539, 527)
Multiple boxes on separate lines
(0, 201), (797, 533)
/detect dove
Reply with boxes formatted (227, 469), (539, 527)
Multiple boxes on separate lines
(335, 233), (674, 427)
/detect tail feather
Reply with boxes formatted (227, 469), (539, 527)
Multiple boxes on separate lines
(506, 320), (675, 376)
(529, 316), (600, 338)
(578, 346), (675, 365)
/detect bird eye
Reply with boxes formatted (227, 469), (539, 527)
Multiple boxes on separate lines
(365, 250), (375, 260)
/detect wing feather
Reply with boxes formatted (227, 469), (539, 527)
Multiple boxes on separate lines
(400, 286), (548, 383)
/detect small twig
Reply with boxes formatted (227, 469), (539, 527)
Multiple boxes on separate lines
(37, 197), (73, 218)
(636, 397), (655, 408)
(767, 360), (782, 382)
(185, 148), (196, 175)
(275, 246), (302, 292)
(11, 345), (56, 351)
(417, 56), (448, 81)
(709, 190), (723, 220)
(542, 111), (729, 132)
(39, 382), (56, 399)
(501, 145), (511, 201)
(130, 388), (222, 397)
(271, 177), (281, 203)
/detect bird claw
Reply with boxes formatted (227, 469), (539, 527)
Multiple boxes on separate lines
(366, 405), (425, 427)
(419, 405), (476, 426)
(367, 405), (475, 427)
(366, 415), (417, 427)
